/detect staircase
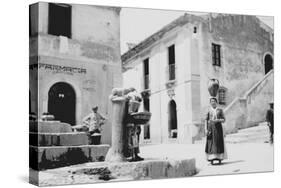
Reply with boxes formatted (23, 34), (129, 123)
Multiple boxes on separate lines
(194, 122), (270, 144)
(225, 122), (269, 143)
(223, 70), (274, 134)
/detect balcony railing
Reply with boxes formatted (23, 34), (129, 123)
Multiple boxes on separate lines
(143, 74), (150, 90)
(168, 64), (176, 81)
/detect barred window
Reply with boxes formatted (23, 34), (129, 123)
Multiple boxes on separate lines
(218, 88), (226, 105)
(212, 43), (221, 67)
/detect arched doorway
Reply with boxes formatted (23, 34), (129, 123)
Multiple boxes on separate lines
(264, 54), (273, 74)
(168, 100), (178, 138)
(48, 82), (76, 125)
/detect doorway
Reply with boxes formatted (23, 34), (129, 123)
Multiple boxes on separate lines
(48, 82), (76, 125)
(264, 54), (273, 74)
(168, 100), (178, 138)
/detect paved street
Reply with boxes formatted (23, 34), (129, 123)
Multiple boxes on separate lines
(34, 124), (274, 186)
(141, 142), (273, 176)
(140, 124), (274, 176)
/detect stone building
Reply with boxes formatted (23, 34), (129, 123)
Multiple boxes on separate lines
(29, 2), (122, 144)
(122, 13), (274, 144)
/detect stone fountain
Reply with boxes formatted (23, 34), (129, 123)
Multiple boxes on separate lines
(105, 88), (151, 162)
(31, 88), (197, 185)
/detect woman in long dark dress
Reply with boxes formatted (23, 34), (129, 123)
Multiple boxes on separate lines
(205, 97), (227, 165)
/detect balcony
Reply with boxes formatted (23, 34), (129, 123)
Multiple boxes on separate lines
(165, 64), (177, 89)
(144, 74), (150, 90)
(168, 64), (176, 81)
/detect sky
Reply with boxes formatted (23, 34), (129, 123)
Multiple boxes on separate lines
(120, 8), (273, 54)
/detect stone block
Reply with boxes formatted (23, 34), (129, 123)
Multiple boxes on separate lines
(30, 145), (110, 170)
(29, 132), (89, 146)
(107, 158), (196, 179)
(30, 121), (72, 133)
(31, 158), (196, 186)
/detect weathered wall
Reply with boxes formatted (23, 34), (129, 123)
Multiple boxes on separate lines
(29, 2), (122, 145)
(224, 98), (247, 133)
(245, 70), (274, 126)
(199, 14), (273, 120)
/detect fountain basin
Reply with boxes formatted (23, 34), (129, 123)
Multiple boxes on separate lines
(126, 112), (151, 125)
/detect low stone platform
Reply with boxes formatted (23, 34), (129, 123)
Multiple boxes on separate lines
(30, 158), (196, 186)
(29, 132), (89, 146)
(30, 145), (110, 170)
(30, 121), (73, 133)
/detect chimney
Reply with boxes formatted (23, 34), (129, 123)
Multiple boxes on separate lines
(208, 13), (213, 32)
(127, 43), (136, 50)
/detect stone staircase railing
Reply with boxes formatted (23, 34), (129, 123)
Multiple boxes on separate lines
(242, 69), (273, 101)
(224, 70), (274, 134)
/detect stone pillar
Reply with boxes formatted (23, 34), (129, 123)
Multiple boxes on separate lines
(105, 96), (127, 162)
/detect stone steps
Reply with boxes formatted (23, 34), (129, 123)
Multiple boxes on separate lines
(30, 121), (109, 171)
(194, 123), (269, 144)
(29, 132), (89, 146)
(225, 124), (269, 143)
(30, 121), (73, 133)
(30, 145), (110, 171)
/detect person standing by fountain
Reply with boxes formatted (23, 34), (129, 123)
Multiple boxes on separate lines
(126, 88), (144, 162)
(205, 97), (227, 165)
(83, 106), (106, 144)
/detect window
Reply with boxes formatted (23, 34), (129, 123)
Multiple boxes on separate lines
(143, 58), (149, 89)
(212, 43), (221, 66)
(48, 3), (71, 38)
(218, 88), (226, 105)
(168, 45), (176, 80)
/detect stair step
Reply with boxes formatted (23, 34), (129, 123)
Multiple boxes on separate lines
(194, 124), (270, 144)
(226, 136), (268, 142)
(226, 132), (268, 139)
(225, 136), (268, 143)
(30, 132), (89, 146)
(30, 145), (110, 170)
(237, 126), (268, 133)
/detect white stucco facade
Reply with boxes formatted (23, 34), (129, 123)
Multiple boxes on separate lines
(122, 14), (274, 145)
